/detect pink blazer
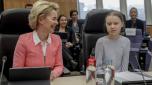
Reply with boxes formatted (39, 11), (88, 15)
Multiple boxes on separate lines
(13, 32), (63, 78)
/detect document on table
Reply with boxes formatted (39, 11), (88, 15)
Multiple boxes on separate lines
(115, 71), (152, 83)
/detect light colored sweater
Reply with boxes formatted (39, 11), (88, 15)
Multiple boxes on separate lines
(95, 35), (130, 72)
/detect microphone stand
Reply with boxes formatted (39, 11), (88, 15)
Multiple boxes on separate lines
(0, 56), (7, 85)
(134, 54), (147, 85)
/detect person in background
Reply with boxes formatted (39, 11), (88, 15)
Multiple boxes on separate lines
(95, 11), (130, 72)
(67, 10), (83, 70)
(68, 10), (80, 34)
(126, 7), (145, 34)
(67, 10), (84, 41)
(55, 15), (78, 70)
(13, 0), (63, 80)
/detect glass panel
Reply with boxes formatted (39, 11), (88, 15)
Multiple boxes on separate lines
(78, 0), (96, 19)
(103, 0), (120, 11)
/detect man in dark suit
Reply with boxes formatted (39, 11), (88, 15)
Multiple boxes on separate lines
(126, 7), (145, 34)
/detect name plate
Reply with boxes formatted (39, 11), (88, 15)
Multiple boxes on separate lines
(125, 28), (136, 36)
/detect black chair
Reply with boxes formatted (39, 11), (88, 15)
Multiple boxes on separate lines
(0, 8), (32, 79)
(0, 8), (32, 34)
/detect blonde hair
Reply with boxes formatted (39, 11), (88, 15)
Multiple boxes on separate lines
(28, 0), (59, 30)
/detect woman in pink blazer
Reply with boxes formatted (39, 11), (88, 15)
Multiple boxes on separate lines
(13, 0), (63, 80)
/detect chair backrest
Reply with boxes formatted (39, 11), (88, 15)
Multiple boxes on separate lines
(82, 9), (114, 68)
(0, 8), (32, 79)
(0, 8), (32, 34)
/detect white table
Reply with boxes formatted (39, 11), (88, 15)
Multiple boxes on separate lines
(51, 76), (113, 85)
(51, 72), (152, 85)
(51, 76), (86, 85)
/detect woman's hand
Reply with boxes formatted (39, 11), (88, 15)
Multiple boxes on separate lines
(50, 72), (55, 80)
(65, 42), (73, 48)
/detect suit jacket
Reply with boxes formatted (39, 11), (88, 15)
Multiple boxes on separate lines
(67, 19), (84, 33)
(13, 32), (63, 78)
(126, 19), (144, 34)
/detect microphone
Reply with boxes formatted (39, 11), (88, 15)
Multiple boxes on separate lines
(0, 56), (7, 85)
(134, 54), (147, 85)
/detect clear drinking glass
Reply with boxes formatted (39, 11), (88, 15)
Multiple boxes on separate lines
(104, 60), (115, 85)
(96, 59), (115, 85)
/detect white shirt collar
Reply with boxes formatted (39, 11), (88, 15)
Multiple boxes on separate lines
(33, 31), (51, 45)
